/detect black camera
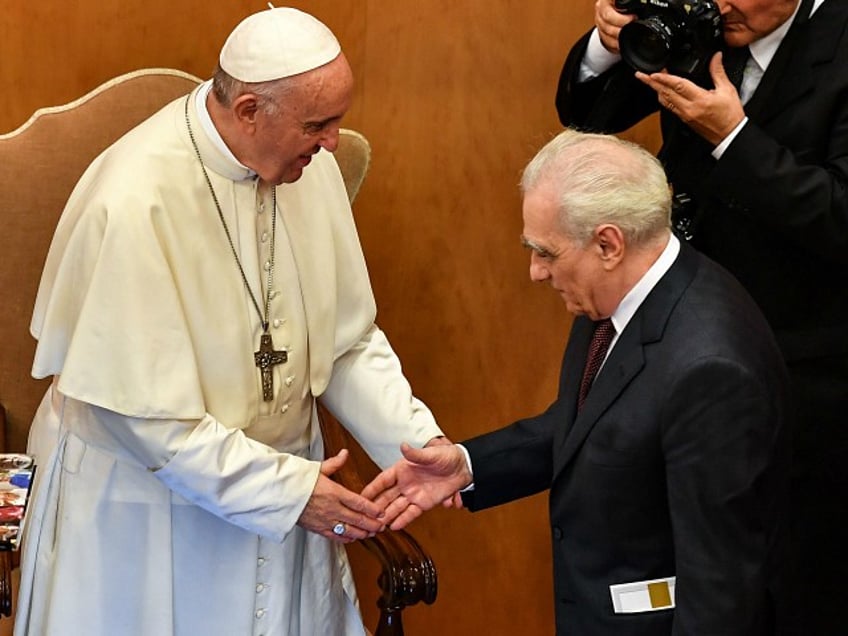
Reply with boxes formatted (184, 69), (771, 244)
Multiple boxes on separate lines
(614, 0), (722, 81)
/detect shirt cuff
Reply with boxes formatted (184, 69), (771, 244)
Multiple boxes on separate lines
(712, 117), (749, 159)
(457, 443), (475, 492)
(578, 29), (623, 82)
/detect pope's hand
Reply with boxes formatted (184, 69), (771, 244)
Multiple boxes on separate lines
(297, 449), (386, 543)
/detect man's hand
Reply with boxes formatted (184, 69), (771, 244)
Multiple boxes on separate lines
(425, 436), (464, 509)
(297, 449), (386, 544)
(361, 442), (473, 531)
(595, 0), (637, 54)
(635, 52), (747, 145)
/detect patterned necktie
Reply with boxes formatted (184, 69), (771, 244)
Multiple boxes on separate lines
(578, 318), (616, 412)
(724, 46), (750, 91)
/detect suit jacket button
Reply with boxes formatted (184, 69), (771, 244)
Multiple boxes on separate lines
(552, 526), (563, 540)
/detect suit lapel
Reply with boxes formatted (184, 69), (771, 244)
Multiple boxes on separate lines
(552, 243), (701, 481)
(746, 0), (834, 123)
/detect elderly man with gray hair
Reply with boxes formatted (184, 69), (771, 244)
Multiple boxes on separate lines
(365, 129), (792, 635)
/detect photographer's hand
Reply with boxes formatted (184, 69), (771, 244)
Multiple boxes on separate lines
(595, 0), (637, 54)
(635, 52), (746, 146)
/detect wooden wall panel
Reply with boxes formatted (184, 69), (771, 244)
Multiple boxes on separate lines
(0, 1), (366, 136)
(1, 2), (659, 634)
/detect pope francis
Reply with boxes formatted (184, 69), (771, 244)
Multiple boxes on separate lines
(14, 6), (443, 636)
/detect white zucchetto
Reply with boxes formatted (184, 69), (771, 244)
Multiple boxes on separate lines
(219, 7), (341, 83)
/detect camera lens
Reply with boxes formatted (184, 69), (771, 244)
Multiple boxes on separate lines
(619, 17), (674, 73)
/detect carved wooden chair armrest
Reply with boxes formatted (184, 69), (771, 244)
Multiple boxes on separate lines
(317, 402), (437, 635)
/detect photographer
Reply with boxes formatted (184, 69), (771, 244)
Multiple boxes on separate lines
(555, 1), (847, 634)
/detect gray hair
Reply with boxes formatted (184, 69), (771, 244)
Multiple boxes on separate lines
(211, 64), (298, 115)
(520, 129), (671, 246)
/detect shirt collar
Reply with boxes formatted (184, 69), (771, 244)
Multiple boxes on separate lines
(610, 233), (680, 337)
(195, 80), (257, 181)
(749, 0), (823, 72)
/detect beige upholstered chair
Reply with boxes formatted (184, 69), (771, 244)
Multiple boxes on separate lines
(335, 128), (372, 204)
(0, 68), (435, 635)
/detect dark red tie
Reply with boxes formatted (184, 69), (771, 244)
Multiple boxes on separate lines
(578, 318), (615, 411)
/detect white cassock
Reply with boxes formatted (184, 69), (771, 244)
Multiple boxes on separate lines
(14, 83), (442, 636)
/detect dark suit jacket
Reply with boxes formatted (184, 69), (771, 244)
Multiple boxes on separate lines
(462, 244), (790, 635)
(555, 0), (848, 370)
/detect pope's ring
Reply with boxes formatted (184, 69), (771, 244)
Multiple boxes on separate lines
(332, 522), (346, 536)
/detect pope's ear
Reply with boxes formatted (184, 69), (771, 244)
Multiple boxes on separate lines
(231, 93), (261, 129)
(595, 224), (625, 269)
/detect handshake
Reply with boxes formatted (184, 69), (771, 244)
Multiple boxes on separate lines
(297, 438), (472, 543)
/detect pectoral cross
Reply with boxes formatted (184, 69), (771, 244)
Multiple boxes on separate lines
(254, 333), (288, 401)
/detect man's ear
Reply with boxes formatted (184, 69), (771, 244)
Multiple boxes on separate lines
(595, 224), (625, 270)
(231, 93), (261, 132)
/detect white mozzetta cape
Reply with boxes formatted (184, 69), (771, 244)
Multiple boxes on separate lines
(15, 87), (442, 636)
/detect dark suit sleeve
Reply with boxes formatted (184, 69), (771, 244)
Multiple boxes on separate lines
(460, 400), (564, 511)
(661, 355), (786, 635)
(555, 29), (660, 132)
(711, 114), (848, 265)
